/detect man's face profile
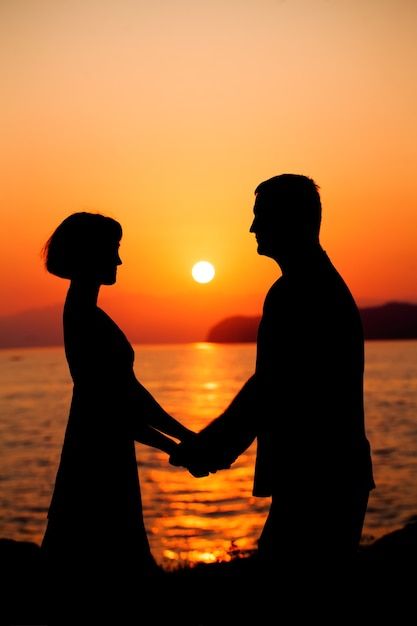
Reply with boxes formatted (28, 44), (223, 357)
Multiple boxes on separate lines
(250, 192), (285, 259)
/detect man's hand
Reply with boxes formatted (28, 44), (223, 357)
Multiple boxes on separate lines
(169, 440), (213, 477)
(169, 433), (233, 477)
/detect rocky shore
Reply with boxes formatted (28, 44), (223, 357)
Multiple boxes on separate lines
(3, 517), (417, 624)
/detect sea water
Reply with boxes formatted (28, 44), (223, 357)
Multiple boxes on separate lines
(0, 341), (416, 567)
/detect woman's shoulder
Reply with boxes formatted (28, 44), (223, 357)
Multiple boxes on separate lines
(96, 307), (129, 338)
(96, 308), (135, 358)
(64, 306), (134, 360)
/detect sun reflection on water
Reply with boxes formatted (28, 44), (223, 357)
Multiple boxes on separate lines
(1, 342), (417, 569)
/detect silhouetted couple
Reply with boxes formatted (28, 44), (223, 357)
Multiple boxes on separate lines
(41, 174), (374, 617)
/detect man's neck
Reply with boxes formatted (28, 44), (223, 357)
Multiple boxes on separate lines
(275, 242), (324, 275)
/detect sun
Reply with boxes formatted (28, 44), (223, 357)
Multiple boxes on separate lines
(192, 261), (215, 284)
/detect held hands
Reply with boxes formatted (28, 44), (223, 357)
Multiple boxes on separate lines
(169, 440), (210, 477)
(170, 430), (211, 477)
(169, 430), (233, 478)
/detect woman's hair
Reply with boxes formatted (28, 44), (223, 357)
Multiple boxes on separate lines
(42, 212), (122, 279)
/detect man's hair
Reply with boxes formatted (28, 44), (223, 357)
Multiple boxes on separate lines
(42, 212), (122, 279)
(255, 174), (322, 237)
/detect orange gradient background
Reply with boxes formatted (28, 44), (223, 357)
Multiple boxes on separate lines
(1, 0), (416, 343)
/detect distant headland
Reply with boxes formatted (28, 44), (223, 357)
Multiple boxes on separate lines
(206, 302), (417, 343)
(1, 301), (417, 349)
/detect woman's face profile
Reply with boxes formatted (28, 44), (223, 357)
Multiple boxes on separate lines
(100, 239), (122, 285)
(86, 238), (122, 285)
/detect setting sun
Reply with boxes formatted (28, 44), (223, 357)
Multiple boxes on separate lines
(192, 261), (215, 284)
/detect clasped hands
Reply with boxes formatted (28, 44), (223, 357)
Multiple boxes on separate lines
(169, 432), (232, 478)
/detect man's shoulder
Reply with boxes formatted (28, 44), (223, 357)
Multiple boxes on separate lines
(266, 276), (286, 296)
(262, 277), (285, 305)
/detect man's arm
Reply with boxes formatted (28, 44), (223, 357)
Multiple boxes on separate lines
(170, 375), (258, 472)
(199, 374), (257, 451)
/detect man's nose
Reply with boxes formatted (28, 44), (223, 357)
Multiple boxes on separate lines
(249, 218), (256, 233)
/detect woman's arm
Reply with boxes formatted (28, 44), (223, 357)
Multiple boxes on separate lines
(127, 374), (195, 442)
(133, 422), (179, 456)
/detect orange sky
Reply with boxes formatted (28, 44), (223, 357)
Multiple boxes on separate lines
(1, 0), (416, 342)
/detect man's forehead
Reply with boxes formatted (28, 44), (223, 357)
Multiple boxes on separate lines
(253, 193), (277, 213)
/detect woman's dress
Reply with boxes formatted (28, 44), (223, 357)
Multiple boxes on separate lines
(42, 304), (156, 586)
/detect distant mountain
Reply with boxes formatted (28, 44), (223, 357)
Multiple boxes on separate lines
(360, 302), (417, 339)
(0, 291), (264, 349)
(0, 305), (63, 348)
(206, 316), (260, 343)
(1, 300), (417, 349)
(0, 295), (255, 349)
(206, 302), (417, 343)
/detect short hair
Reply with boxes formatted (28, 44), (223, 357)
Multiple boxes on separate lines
(42, 212), (122, 279)
(255, 174), (322, 237)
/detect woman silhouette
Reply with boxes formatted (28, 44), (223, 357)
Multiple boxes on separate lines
(41, 212), (194, 615)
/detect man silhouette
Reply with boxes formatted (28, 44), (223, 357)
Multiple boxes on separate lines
(171, 174), (374, 569)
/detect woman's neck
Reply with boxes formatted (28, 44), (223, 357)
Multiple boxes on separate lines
(66, 280), (100, 308)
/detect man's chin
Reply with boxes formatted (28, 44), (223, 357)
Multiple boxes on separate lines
(256, 244), (275, 259)
(101, 276), (117, 285)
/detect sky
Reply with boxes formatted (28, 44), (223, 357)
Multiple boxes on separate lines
(1, 0), (416, 342)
